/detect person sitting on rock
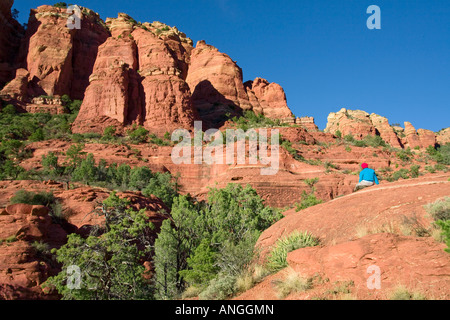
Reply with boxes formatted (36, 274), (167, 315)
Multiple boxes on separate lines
(354, 163), (379, 191)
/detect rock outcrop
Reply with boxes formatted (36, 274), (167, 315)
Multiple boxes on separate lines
(437, 128), (450, 146)
(0, 0), (24, 88)
(325, 108), (377, 139)
(72, 14), (198, 134)
(244, 77), (293, 119)
(186, 40), (253, 127)
(369, 113), (403, 148)
(0, 203), (66, 299)
(325, 108), (437, 149)
(1, 5), (109, 102)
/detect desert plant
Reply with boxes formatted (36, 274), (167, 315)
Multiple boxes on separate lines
(266, 231), (319, 272)
(10, 190), (55, 207)
(273, 268), (312, 299)
(389, 286), (427, 300)
(295, 191), (323, 212)
(424, 197), (450, 221)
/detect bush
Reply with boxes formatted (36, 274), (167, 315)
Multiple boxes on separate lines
(53, 2), (67, 8)
(435, 220), (450, 253)
(102, 126), (117, 142)
(10, 189), (55, 207)
(128, 126), (149, 144)
(397, 148), (413, 163)
(295, 191), (323, 212)
(266, 231), (319, 272)
(424, 197), (450, 221)
(198, 273), (237, 300)
(409, 165), (420, 178)
(391, 168), (410, 181)
(2, 104), (16, 115)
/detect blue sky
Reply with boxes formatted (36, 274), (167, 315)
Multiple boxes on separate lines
(13, 0), (450, 132)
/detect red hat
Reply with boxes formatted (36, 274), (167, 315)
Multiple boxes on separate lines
(361, 163), (369, 169)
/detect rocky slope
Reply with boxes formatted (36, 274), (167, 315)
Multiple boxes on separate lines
(0, 180), (169, 299)
(236, 174), (450, 300)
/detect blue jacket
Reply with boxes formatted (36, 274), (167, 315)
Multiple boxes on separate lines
(359, 168), (379, 184)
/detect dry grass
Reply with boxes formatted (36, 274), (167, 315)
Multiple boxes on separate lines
(389, 285), (427, 300)
(272, 268), (312, 299)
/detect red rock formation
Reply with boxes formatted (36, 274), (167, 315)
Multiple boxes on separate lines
(73, 16), (198, 135)
(236, 233), (450, 300)
(295, 117), (319, 131)
(0, 68), (29, 102)
(132, 27), (197, 134)
(72, 35), (140, 134)
(2, 5), (109, 102)
(402, 122), (436, 149)
(186, 40), (253, 127)
(325, 108), (377, 139)
(417, 129), (436, 148)
(369, 113), (403, 148)
(244, 78), (293, 119)
(0, 0), (24, 88)
(256, 174), (450, 258)
(0, 203), (66, 299)
(437, 128), (450, 146)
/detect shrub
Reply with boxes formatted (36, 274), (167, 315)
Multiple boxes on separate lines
(397, 148), (413, 163)
(335, 130), (342, 139)
(424, 197), (450, 221)
(2, 104), (17, 115)
(391, 168), (410, 181)
(266, 231), (319, 272)
(10, 189), (55, 207)
(295, 191), (323, 212)
(128, 126), (149, 144)
(409, 165), (420, 178)
(53, 2), (67, 8)
(389, 286), (427, 300)
(435, 220), (450, 253)
(198, 273), (236, 300)
(29, 128), (45, 142)
(102, 126), (117, 141)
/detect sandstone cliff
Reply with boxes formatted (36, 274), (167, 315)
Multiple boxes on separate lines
(325, 108), (438, 149)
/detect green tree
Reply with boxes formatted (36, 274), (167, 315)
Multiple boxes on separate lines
(71, 153), (97, 184)
(44, 193), (155, 300)
(153, 195), (200, 299)
(142, 172), (178, 208)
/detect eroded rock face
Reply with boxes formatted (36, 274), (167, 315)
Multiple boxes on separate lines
(369, 113), (403, 148)
(325, 108), (377, 139)
(0, 204), (66, 300)
(325, 109), (437, 149)
(244, 78), (293, 120)
(133, 27), (197, 134)
(186, 40), (253, 127)
(72, 36), (139, 134)
(437, 128), (450, 146)
(73, 16), (198, 134)
(1, 5), (109, 102)
(0, 0), (24, 88)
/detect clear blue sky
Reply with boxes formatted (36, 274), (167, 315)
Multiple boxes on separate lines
(13, 0), (450, 132)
